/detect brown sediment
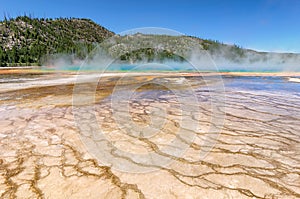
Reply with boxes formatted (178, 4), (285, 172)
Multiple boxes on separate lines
(0, 71), (299, 198)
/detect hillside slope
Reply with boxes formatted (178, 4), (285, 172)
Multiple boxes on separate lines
(97, 34), (300, 70)
(0, 16), (114, 66)
(0, 16), (299, 70)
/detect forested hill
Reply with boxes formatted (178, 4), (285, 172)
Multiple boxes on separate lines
(1, 16), (300, 68)
(0, 16), (114, 66)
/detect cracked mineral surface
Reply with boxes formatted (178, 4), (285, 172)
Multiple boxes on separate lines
(0, 71), (299, 198)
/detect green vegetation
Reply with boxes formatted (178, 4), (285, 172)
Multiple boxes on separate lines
(0, 16), (114, 66)
(0, 16), (242, 66)
(1, 16), (299, 66)
(97, 34), (230, 63)
(119, 48), (185, 62)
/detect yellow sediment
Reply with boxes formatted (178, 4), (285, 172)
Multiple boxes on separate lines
(0, 70), (299, 198)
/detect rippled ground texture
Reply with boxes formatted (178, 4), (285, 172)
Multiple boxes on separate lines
(0, 72), (299, 198)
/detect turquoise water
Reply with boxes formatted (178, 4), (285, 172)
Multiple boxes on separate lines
(43, 63), (297, 72)
(43, 63), (195, 72)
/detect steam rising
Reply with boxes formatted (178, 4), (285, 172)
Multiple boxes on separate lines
(43, 34), (300, 72)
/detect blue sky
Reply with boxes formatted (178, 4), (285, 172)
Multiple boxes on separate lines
(1, 0), (300, 53)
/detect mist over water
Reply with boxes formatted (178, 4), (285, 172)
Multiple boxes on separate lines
(42, 33), (300, 72)
(211, 51), (300, 72)
(43, 48), (300, 72)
